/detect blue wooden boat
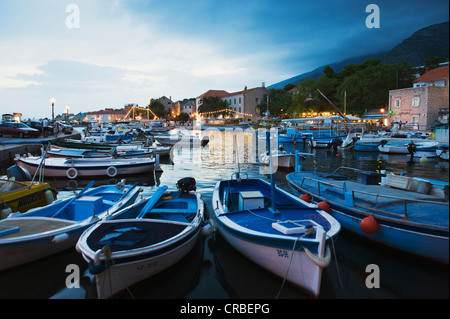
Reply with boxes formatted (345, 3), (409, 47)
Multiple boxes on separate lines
(286, 161), (449, 264)
(212, 174), (340, 297)
(354, 141), (381, 152)
(76, 178), (211, 299)
(0, 181), (142, 271)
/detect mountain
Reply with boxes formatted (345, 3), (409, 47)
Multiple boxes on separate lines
(381, 21), (449, 66)
(268, 53), (385, 89)
(269, 21), (449, 89)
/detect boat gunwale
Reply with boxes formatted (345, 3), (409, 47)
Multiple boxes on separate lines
(81, 218), (201, 262)
(286, 174), (449, 235)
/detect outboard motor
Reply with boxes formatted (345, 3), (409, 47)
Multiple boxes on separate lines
(177, 177), (197, 193)
(407, 142), (417, 156)
(7, 165), (32, 182)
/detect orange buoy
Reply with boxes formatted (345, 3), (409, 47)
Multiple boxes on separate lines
(317, 201), (331, 213)
(300, 193), (311, 203)
(360, 214), (379, 234)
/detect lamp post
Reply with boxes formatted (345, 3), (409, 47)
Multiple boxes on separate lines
(65, 105), (70, 122)
(50, 98), (56, 123)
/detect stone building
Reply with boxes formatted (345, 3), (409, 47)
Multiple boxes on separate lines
(196, 85), (269, 122)
(388, 66), (449, 130)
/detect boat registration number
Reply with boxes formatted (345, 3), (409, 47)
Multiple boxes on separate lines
(3, 247), (34, 256)
(277, 249), (289, 258)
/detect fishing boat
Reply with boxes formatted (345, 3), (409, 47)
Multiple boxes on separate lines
(154, 131), (209, 147)
(114, 144), (171, 158)
(378, 140), (440, 155)
(309, 135), (346, 149)
(0, 181), (141, 271)
(46, 145), (170, 159)
(211, 173), (340, 297)
(46, 146), (111, 158)
(51, 139), (119, 150)
(259, 148), (295, 171)
(436, 145), (449, 161)
(286, 159), (449, 264)
(76, 178), (210, 299)
(16, 155), (155, 179)
(1, 166), (58, 219)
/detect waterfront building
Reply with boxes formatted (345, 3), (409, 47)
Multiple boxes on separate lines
(196, 85), (269, 123)
(85, 108), (128, 123)
(172, 100), (196, 118)
(388, 65), (449, 130)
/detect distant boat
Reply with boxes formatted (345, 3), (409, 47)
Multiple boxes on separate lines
(16, 155), (155, 179)
(212, 175), (340, 297)
(436, 145), (449, 161)
(287, 164), (449, 264)
(259, 149), (295, 170)
(378, 141), (439, 155)
(76, 178), (210, 299)
(154, 131), (209, 147)
(199, 118), (252, 131)
(46, 145), (170, 159)
(0, 181), (141, 271)
(51, 139), (119, 150)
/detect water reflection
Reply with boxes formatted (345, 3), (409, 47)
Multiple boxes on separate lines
(0, 130), (448, 299)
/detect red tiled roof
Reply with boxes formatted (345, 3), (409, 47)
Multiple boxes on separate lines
(86, 109), (128, 115)
(197, 86), (268, 99)
(414, 66), (449, 83)
(196, 90), (230, 99)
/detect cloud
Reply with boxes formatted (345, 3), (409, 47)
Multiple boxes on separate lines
(0, 0), (448, 118)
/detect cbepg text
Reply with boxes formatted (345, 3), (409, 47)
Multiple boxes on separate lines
(224, 303), (269, 314)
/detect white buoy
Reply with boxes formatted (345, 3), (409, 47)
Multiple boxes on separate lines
(44, 189), (54, 204)
(1, 205), (12, 219)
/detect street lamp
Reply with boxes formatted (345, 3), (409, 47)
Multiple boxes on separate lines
(50, 98), (56, 123)
(65, 105), (70, 122)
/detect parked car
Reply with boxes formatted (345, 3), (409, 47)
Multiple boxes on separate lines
(24, 121), (54, 135)
(0, 122), (41, 138)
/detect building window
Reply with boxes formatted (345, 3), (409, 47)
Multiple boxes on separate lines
(394, 99), (401, 108)
(239, 97), (241, 104)
(412, 97), (420, 107)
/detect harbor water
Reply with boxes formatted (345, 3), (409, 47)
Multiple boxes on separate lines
(0, 129), (448, 299)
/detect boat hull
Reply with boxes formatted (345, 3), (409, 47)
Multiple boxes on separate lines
(212, 178), (340, 297)
(215, 218), (325, 297)
(17, 157), (154, 179)
(0, 184), (141, 271)
(91, 225), (201, 299)
(0, 218), (83, 272)
(286, 171), (449, 264)
(76, 188), (206, 298)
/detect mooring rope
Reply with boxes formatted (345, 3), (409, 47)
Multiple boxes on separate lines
(100, 245), (135, 299)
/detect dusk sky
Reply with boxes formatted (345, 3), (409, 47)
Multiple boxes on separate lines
(0, 0), (448, 119)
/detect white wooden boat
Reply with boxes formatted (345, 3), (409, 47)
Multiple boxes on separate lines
(212, 175), (340, 297)
(76, 178), (210, 299)
(0, 181), (141, 271)
(259, 150), (294, 170)
(16, 155), (155, 179)
(154, 131), (209, 147)
(378, 141), (440, 155)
